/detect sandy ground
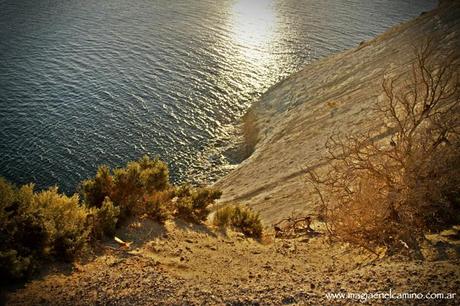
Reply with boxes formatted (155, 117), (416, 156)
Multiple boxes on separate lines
(3, 219), (460, 305)
(214, 1), (460, 225)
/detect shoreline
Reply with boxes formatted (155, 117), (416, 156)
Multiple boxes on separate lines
(214, 0), (460, 224)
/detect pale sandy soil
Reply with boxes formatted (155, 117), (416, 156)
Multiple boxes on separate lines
(214, 0), (460, 225)
(4, 219), (460, 305)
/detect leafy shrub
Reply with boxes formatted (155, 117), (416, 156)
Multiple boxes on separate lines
(93, 197), (120, 238)
(175, 185), (222, 223)
(1, 155), (222, 280)
(0, 180), (46, 279)
(0, 180), (93, 280)
(213, 205), (263, 238)
(80, 157), (221, 225)
(33, 187), (92, 261)
(80, 165), (113, 208)
(80, 155), (170, 221)
(138, 155), (169, 192)
(144, 190), (175, 223)
(0, 249), (34, 281)
(111, 162), (144, 218)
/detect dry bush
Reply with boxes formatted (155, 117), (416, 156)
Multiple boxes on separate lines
(307, 38), (460, 253)
(273, 214), (314, 239)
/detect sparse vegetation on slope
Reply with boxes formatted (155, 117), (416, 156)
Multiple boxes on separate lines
(307, 38), (460, 254)
(0, 156), (222, 281)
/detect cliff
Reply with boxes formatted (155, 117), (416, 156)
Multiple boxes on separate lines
(5, 3), (460, 305)
(215, 0), (460, 224)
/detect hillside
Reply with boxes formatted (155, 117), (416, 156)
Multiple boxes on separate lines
(5, 219), (460, 305)
(3, 1), (460, 305)
(215, 0), (460, 224)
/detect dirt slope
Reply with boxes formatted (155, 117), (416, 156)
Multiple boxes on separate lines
(214, 0), (460, 225)
(5, 220), (460, 305)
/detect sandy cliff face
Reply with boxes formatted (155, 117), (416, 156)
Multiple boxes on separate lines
(215, 1), (460, 224)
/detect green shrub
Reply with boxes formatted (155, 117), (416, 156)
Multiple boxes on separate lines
(80, 155), (170, 221)
(0, 155), (222, 280)
(144, 190), (175, 223)
(0, 180), (47, 279)
(93, 197), (120, 238)
(138, 155), (170, 192)
(111, 162), (143, 218)
(0, 249), (34, 280)
(80, 165), (113, 208)
(34, 187), (92, 261)
(213, 205), (263, 238)
(175, 186), (222, 223)
(0, 180), (93, 279)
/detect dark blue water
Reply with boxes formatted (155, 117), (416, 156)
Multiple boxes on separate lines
(0, 0), (436, 193)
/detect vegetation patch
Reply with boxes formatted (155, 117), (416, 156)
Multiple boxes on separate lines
(1, 156), (222, 281)
(306, 39), (460, 255)
(213, 205), (263, 239)
(0, 180), (92, 280)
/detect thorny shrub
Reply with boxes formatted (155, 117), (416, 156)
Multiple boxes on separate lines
(306, 38), (460, 254)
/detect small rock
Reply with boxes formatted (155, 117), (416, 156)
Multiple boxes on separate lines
(281, 296), (296, 304)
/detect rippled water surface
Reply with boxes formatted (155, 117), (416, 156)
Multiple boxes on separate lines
(0, 0), (436, 192)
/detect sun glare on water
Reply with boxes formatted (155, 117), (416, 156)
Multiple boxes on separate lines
(230, 0), (277, 62)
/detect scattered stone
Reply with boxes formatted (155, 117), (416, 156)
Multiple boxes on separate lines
(281, 296), (296, 304)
